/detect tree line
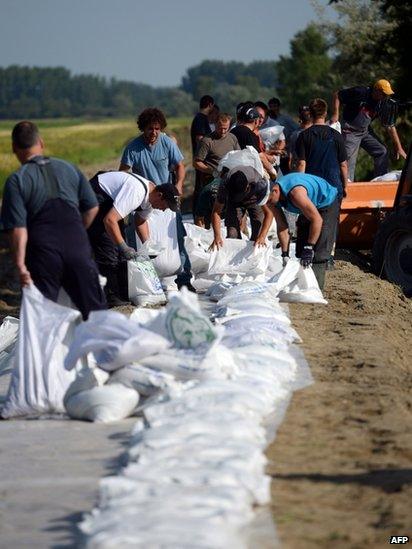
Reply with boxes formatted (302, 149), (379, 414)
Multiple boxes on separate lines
(0, 0), (410, 120)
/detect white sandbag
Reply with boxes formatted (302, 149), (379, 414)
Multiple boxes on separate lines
(136, 209), (181, 277)
(191, 277), (215, 293)
(327, 120), (341, 133)
(108, 363), (177, 396)
(139, 343), (237, 382)
(164, 289), (220, 349)
(0, 315), (19, 353)
(184, 236), (211, 275)
(127, 257), (167, 307)
(64, 310), (170, 372)
(208, 240), (272, 277)
(217, 146), (264, 178)
(1, 285), (80, 418)
(217, 281), (278, 305)
(371, 170), (401, 182)
(136, 288), (221, 349)
(269, 259), (327, 304)
(259, 125), (284, 149)
(65, 383), (139, 423)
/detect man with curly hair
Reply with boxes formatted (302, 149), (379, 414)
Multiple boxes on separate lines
(119, 107), (195, 291)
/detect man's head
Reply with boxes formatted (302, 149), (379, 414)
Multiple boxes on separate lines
(254, 101), (269, 128)
(199, 95), (215, 114)
(268, 97), (281, 118)
(309, 98), (328, 121)
(149, 183), (180, 212)
(226, 166), (268, 205)
(215, 113), (232, 138)
(137, 108), (167, 145)
(372, 79), (394, 101)
(298, 105), (311, 125)
(237, 103), (260, 127)
(267, 182), (281, 205)
(12, 121), (44, 162)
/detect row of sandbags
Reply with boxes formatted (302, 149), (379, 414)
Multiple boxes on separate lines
(79, 281), (313, 547)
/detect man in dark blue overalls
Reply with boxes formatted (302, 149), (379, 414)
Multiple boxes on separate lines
(0, 121), (106, 319)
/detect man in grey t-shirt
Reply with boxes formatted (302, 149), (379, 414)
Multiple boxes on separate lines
(193, 113), (239, 213)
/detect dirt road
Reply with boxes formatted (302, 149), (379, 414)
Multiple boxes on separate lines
(268, 251), (412, 548)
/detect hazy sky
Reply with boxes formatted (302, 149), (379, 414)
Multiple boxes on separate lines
(0, 0), (336, 87)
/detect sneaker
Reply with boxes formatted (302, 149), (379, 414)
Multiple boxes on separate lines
(177, 282), (197, 293)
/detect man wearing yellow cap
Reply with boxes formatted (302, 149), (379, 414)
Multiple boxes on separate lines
(331, 79), (406, 181)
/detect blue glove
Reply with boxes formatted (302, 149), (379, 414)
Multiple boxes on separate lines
(300, 245), (314, 268)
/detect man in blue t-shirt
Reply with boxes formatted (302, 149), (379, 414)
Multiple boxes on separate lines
(256, 172), (339, 289)
(119, 107), (194, 291)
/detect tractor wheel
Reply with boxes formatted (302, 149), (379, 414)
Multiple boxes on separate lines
(372, 206), (412, 294)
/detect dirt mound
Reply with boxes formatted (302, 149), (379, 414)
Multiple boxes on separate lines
(268, 253), (412, 548)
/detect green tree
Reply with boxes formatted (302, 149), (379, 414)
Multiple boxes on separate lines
(275, 24), (333, 113)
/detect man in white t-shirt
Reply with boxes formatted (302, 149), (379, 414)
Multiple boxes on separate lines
(88, 170), (179, 306)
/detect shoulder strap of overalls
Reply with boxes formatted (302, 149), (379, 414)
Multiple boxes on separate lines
(129, 173), (149, 200)
(28, 156), (60, 199)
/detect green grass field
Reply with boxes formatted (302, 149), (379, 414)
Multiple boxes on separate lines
(0, 117), (192, 195)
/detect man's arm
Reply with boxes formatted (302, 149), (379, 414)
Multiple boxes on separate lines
(330, 91), (340, 124)
(103, 207), (125, 245)
(386, 126), (407, 160)
(259, 153), (277, 179)
(210, 201), (225, 249)
(173, 161), (185, 196)
(118, 162), (131, 172)
(289, 187), (323, 245)
(81, 206), (98, 229)
(193, 159), (214, 175)
(254, 204), (273, 247)
(9, 227), (32, 287)
(272, 206), (290, 253)
(134, 214), (150, 243)
(296, 159), (306, 173)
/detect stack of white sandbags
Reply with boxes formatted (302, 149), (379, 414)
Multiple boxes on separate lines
(79, 286), (312, 547)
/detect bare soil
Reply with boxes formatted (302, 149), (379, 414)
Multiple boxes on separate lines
(268, 250), (412, 548)
(1, 236), (411, 548)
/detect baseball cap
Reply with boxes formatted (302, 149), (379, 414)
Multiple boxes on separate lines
(374, 79), (394, 95)
(237, 104), (260, 122)
(157, 183), (180, 212)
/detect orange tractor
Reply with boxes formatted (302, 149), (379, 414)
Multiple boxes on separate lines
(337, 144), (412, 294)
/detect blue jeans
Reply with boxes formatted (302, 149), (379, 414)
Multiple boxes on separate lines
(175, 212), (192, 285)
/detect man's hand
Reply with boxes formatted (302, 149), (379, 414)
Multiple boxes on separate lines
(18, 265), (32, 287)
(254, 236), (267, 248)
(300, 245), (314, 268)
(117, 241), (138, 261)
(396, 147), (407, 161)
(209, 237), (224, 251)
(281, 251), (289, 267)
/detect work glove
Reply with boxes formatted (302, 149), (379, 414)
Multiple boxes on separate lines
(281, 251), (289, 267)
(300, 245), (314, 268)
(118, 241), (139, 261)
